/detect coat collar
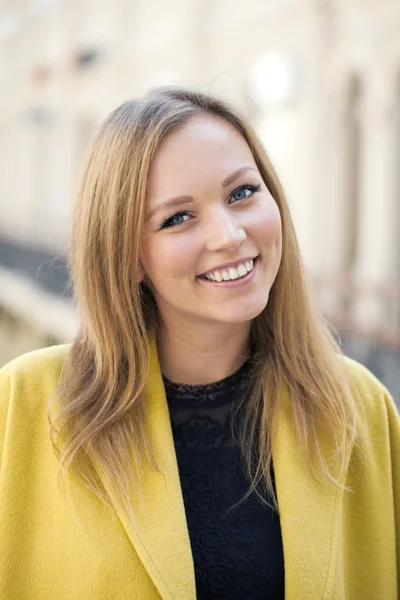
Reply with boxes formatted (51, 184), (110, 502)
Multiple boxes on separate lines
(272, 393), (345, 600)
(98, 335), (197, 600)
(98, 337), (348, 600)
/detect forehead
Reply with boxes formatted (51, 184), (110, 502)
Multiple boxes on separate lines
(146, 114), (257, 196)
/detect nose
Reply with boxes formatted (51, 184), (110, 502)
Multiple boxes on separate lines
(204, 212), (247, 253)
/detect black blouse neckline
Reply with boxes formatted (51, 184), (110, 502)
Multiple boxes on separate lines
(162, 359), (251, 401)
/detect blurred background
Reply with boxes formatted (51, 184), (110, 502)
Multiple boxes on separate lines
(0, 0), (399, 403)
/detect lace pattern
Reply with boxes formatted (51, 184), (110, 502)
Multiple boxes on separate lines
(164, 362), (285, 600)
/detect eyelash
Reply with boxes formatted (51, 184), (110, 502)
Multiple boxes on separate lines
(159, 183), (261, 230)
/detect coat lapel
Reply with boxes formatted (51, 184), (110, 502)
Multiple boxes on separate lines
(273, 389), (347, 600)
(98, 337), (196, 600)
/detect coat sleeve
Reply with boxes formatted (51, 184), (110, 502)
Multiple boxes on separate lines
(385, 389), (400, 582)
(0, 364), (11, 471)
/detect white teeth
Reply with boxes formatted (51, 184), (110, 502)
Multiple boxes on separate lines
(203, 258), (256, 282)
(237, 264), (247, 277)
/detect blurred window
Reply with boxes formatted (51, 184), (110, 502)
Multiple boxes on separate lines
(0, 13), (20, 39)
(74, 48), (101, 70)
(396, 72), (400, 275)
(344, 75), (363, 271)
(28, 0), (60, 14)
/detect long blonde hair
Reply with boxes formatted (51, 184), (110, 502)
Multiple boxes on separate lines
(50, 87), (358, 515)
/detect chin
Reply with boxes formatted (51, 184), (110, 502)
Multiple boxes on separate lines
(213, 298), (269, 325)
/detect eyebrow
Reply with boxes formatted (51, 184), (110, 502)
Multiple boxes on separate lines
(147, 165), (258, 220)
(221, 165), (257, 188)
(146, 195), (195, 221)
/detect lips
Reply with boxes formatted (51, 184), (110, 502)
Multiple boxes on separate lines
(198, 255), (259, 283)
(198, 256), (259, 279)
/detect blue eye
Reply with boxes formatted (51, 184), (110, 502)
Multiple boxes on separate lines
(230, 184), (261, 203)
(160, 211), (191, 229)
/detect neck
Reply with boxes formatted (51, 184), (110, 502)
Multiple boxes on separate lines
(157, 321), (251, 385)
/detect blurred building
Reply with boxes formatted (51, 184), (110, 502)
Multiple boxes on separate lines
(0, 0), (399, 398)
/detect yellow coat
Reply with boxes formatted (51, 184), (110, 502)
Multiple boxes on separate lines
(0, 341), (399, 600)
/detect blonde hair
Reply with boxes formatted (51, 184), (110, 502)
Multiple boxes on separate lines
(49, 87), (358, 516)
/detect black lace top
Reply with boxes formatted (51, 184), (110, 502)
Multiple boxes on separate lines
(163, 361), (285, 600)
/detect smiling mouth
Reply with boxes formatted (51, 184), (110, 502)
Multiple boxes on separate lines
(198, 256), (259, 283)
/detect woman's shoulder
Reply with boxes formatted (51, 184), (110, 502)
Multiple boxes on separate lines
(341, 354), (399, 430)
(0, 344), (71, 407)
(342, 354), (385, 390)
(1, 343), (71, 381)
(0, 345), (71, 460)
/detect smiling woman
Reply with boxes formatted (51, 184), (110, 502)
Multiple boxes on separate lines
(0, 87), (399, 600)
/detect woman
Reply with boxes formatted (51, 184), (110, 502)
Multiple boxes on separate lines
(0, 87), (398, 600)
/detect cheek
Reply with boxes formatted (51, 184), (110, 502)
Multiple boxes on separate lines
(141, 233), (199, 282)
(249, 198), (282, 245)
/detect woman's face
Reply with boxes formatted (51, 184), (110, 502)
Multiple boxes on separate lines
(141, 114), (282, 328)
